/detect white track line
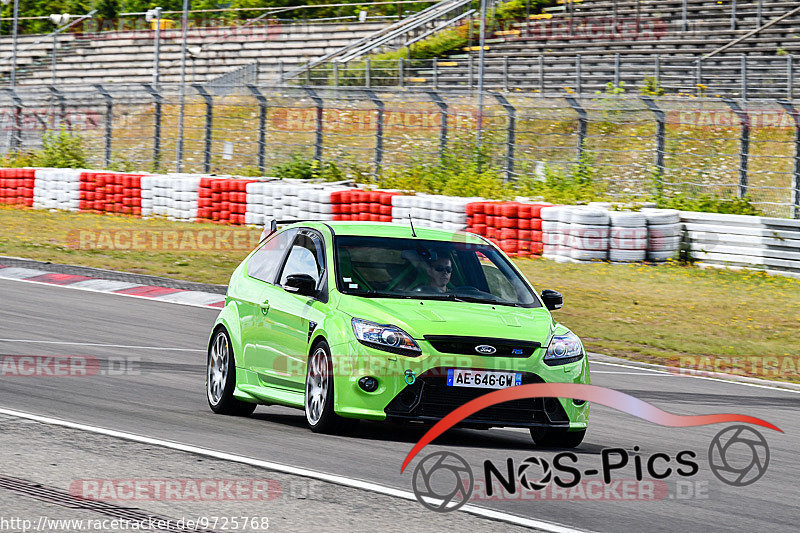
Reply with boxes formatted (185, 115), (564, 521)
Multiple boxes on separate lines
(592, 360), (800, 394)
(591, 371), (673, 376)
(0, 339), (204, 352)
(0, 276), (223, 310)
(0, 407), (589, 533)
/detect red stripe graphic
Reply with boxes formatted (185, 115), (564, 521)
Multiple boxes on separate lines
(25, 273), (93, 285)
(113, 286), (183, 297)
(400, 383), (782, 473)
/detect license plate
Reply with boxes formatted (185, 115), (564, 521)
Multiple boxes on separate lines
(446, 369), (522, 389)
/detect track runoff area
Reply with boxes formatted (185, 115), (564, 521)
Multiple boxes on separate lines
(0, 267), (797, 533)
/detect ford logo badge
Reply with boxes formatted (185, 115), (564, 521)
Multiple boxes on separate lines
(475, 345), (497, 355)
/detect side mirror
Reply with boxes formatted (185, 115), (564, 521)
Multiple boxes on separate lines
(284, 274), (317, 297)
(541, 289), (563, 311)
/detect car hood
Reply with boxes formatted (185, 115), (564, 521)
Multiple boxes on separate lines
(336, 294), (554, 345)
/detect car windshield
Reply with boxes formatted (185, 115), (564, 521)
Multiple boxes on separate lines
(335, 236), (540, 308)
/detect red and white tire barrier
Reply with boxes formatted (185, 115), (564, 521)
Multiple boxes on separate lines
(9, 166), (800, 276)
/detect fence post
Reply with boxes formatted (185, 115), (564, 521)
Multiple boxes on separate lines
(539, 55), (544, 96)
(681, 0), (687, 32)
(564, 94), (587, 163)
(614, 53), (620, 86)
(143, 84), (163, 171)
(398, 58), (404, 89)
(1, 88), (22, 152)
(503, 56), (509, 92)
(655, 54), (661, 85)
(365, 58), (371, 88)
(363, 89), (384, 178)
(575, 55), (582, 96)
(741, 54), (748, 101)
(696, 59), (703, 94)
(48, 86), (68, 131)
(731, 0), (737, 31)
(247, 84), (268, 175)
(303, 87), (324, 161)
(640, 95), (666, 193)
(193, 84), (214, 174)
(427, 90), (448, 164)
(787, 55), (793, 100)
(333, 62), (339, 88)
(491, 92), (516, 182)
(468, 55), (474, 91)
(433, 57), (439, 89)
(723, 97), (750, 198)
(757, 0), (762, 27)
(93, 84), (113, 168)
(778, 100), (800, 219)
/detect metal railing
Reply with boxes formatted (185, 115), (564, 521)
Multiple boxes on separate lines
(1, 84), (798, 218)
(280, 0), (478, 82)
(284, 52), (798, 100)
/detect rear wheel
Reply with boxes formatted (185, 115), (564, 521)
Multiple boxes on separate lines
(305, 341), (357, 434)
(206, 328), (257, 416)
(530, 427), (585, 449)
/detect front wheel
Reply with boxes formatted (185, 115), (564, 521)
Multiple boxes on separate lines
(305, 341), (357, 434)
(530, 427), (585, 449)
(206, 328), (257, 416)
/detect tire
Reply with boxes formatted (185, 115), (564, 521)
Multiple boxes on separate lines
(570, 208), (610, 225)
(570, 248), (608, 261)
(648, 250), (676, 262)
(305, 341), (358, 434)
(206, 328), (257, 416)
(611, 226), (647, 240)
(610, 237), (648, 250)
(609, 249), (647, 262)
(647, 222), (682, 238)
(642, 208), (680, 225)
(609, 211), (646, 227)
(540, 206), (562, 221)
(530, 427), (586, 449)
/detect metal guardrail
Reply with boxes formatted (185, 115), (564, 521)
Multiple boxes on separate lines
(280, 0), (476, 82)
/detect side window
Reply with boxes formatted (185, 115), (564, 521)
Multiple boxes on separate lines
(247, 228), (298, 283)
(477, 251), (517, 301)
(279, 232), (325, 287)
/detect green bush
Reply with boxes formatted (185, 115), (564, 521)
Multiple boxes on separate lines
(31, 128), (87, 169)
(271, 154), (345, 182)
(654, 193), (761, 215)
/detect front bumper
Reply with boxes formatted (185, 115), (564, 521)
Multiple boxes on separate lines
(328, 338), (589, 429)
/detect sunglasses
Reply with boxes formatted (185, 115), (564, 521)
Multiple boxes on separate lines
(434, 265), (452, 274)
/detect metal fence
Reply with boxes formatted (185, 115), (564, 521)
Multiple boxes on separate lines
(1, 84), (798, 218)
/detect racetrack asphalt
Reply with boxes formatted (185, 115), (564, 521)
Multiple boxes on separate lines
(0, 278), (797, 532)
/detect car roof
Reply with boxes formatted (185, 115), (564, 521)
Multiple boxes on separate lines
(281, 221), (486, 244)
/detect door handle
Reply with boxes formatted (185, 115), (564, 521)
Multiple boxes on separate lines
(259, 301), (270, 315)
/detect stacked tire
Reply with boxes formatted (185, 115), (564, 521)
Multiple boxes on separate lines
(643, 208), (682, 262)
(540, 206), (564, 261)
(568, 207), (610, 262)
(395, 194), (471, 231)
(609, 211), (648, 263)
(0, 168), (35, 207)
(33, 168), (82, 210)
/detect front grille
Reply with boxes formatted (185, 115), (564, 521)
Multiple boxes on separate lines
(385, 367), (569, 428)
(424, 335), (540, 358)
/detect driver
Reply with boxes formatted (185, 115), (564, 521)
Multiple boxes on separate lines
(420, 256), (452, 293)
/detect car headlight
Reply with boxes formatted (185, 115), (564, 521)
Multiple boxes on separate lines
(351, 318), (421, 356)
(543, 331), (584, 366)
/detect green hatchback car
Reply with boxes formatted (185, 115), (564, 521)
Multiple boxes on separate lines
(206, 221), (589, 447)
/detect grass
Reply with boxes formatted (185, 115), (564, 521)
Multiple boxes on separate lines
(2, 206), (799, 382)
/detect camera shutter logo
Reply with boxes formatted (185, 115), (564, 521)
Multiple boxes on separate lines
(517, 456), (553, 491)
(708, 425), (770, 487)
(412, 451), (474, 512)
